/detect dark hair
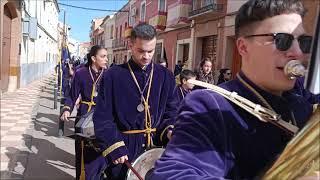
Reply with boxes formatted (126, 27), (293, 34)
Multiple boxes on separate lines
(197, 58), (215, 84)
(130, 23), (157, 41)
(199, 57), (212, 69)
(86, 45), (106, 67)
(158, 57), (166, 64)
(218, 68), (230, 81)
(235, 0), (305, 37)
(180, 69), (196, 84)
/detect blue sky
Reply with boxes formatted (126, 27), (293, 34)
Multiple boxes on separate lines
(58, 0), (128, 42)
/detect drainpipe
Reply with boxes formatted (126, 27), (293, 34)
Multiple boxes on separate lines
(0, 2), (3, 88)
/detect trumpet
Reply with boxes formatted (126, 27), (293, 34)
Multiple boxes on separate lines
(187, 79), (299, 135)
(284, 60), (307, 80)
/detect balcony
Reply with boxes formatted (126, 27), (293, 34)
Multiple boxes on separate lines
(189, 3), (224, 19)
(124, 27), (133, 38)
(112, 38), (127, 49)
(167, 2), (192, 28)
(148, 11), (167, 31)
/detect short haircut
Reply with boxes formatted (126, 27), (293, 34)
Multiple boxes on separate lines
(180, 69), (196, 84)
(235, 0), (305, 38)
(130, 23), (157, 41)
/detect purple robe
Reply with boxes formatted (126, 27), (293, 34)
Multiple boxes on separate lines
(290, 77), (320, 104)
(93, 59), (179, 179)
(174, 85), (191, 104)
(151, 71), (312, 179)
(63, 66), (106, 180)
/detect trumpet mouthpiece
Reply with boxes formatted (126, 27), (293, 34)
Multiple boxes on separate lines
(284, 60), (306, 80)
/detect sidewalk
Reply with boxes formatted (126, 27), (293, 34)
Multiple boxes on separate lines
(1, 74), (76, 179)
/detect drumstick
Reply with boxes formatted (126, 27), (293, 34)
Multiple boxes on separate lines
(124, 160), (144, 180)
(67, 116), (80, 119)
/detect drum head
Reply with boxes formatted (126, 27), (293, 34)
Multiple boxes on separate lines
(126, 148), (165, 180)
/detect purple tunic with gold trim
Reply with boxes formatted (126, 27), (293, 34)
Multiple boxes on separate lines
(63, 66), (106, 180)
(93, 59), (179, 179)
(151, 71), (313, 179)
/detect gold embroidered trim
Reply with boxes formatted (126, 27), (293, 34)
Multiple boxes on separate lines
(102, 141), (125, 157)
(160, 125), (174, 142)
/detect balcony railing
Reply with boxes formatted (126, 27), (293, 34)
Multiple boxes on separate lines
(189, 3), (223, 18)
(149, 11), (168, 31)
(112, 38), (126, 49)
(167, 2), (192, 28)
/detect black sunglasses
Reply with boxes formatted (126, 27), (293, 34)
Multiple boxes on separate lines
(245, 33), (312, 53)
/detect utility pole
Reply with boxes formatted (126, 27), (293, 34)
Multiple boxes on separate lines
(58, 10), (66, 137)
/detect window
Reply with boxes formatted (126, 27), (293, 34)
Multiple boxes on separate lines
(120, 25), (122, 38)
(202, 0), (213, 7)
(155, 43), (163, 63)
(193, 0), (201, 10)
(129, 4), (136, 26)
(140, 1), (146, 22)
(116, 27), (118, 38)
(110, 25), (114, 39)
(159, 0), (166, 12)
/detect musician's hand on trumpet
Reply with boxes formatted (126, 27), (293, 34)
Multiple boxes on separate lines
(60, 111), (71, 121)
(113, 155), (128, 165)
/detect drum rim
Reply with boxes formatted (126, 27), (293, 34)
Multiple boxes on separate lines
(126, 148), (165, 179)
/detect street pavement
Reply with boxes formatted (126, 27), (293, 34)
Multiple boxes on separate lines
(1, 74), (76, 179)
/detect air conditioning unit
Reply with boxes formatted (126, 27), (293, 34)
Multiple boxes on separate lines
(131, 7), (137, 17)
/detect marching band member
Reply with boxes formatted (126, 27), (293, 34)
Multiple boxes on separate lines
(175, 69), (196, 104)
(60, 45), (108, 180)
(92, 23), (179, 179)
(291, 77), (320, 104)
(151, 0), (314, 179)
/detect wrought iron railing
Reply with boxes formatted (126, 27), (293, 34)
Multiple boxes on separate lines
(189, 3), (223, 17)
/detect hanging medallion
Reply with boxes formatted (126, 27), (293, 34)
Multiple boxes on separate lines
(137, 103), (145, 112)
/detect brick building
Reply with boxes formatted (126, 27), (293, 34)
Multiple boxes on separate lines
(106, 0), (319, 76)
(113, 3), (130, 64)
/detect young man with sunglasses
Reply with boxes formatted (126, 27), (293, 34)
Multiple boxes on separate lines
(150, 0), (314, 179)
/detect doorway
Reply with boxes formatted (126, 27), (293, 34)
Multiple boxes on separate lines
(1, 4), (12, 91)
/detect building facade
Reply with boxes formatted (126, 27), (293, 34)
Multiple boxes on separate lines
(0, 0), (59, 92)
(0, 0), (21, 92)
(156, 0), (193, 71)
(103, 14), (115, 65)
(99, 0), (319, 77)
(90, 17), (104, 46)
(113, 3), (130, 64)
(79, 42), (91, 59)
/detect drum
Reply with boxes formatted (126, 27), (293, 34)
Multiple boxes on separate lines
(263, 107), (320, 179)
(126, 148), (165, 180)
(75, 110), (95, 139)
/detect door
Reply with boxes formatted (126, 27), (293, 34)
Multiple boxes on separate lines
(1, 5), (12, 91)
(182, 43), (189, 66)
(202, 35), (217, 62)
